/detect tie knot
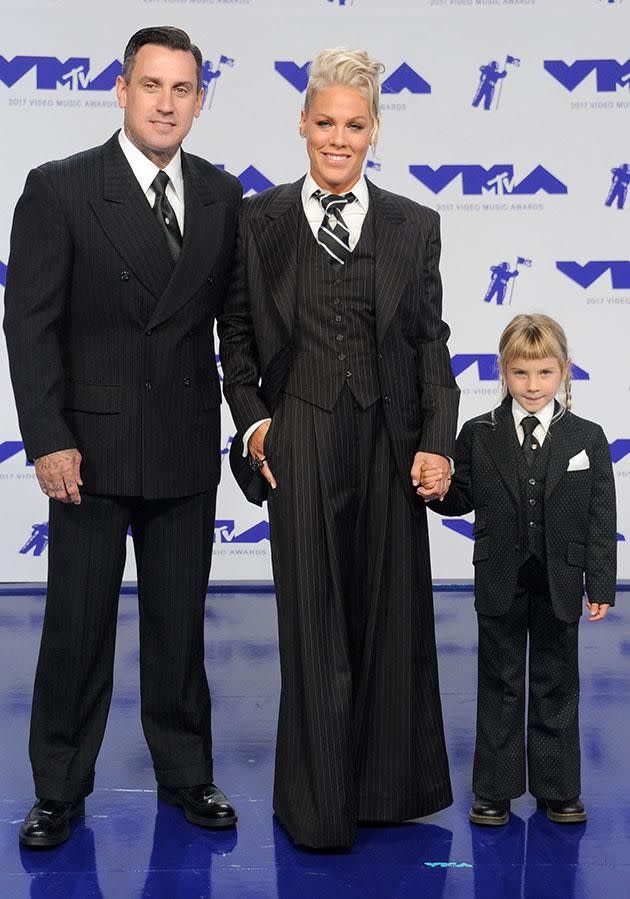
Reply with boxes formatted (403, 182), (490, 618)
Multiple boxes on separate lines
(521, 416), (540, 437)
(151, 170), (170, 197)
(314, 190), (356, 212)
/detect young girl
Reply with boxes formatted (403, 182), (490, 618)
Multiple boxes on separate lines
(428, 313), (617, 826)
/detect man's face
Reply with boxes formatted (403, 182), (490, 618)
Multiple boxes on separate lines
(116, 43), (203, 166)
(300, 85), (372, 195)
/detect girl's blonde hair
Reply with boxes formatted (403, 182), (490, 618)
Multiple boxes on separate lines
(304, 48), (384, 148)
(498, 313), (572, 410)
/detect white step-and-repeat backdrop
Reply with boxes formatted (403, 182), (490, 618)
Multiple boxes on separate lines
(1, 0), (628, 583)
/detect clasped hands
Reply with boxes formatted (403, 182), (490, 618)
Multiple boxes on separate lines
(411, 451), (451, 502)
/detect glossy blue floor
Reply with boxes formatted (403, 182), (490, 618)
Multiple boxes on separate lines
(0, 586), (628, 898)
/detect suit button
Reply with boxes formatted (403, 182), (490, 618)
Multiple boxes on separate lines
(145, 379), (152, 390)
(378, 353), (383, 360)
(529, 521), (535, 527)
(120, 270), (130, 281)
(146, 329), (153, 337)
(183, 377), (191, 386)
(337, 353), (346, 361)
(345, 370), (353, 378)
(529, 498), (536, 505)
(207, 274), (215, 286)
(336, 334), (344, 342)
(528, 478), (536, 485)
(333, 298), (341, 306)
(383, 395), (392, 405)
(335, 314), (342, 323)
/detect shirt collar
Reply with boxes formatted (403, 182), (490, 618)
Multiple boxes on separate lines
(118, 128), (184, 202)
(512, 398), (557, 432)
(302, 172), (369, 213)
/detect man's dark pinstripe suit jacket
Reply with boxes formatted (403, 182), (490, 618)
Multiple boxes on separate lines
(219, 176), (461, 507)
(4, 132), (242, 499)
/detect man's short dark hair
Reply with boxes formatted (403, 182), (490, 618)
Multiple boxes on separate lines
(123, 26), (203, 91)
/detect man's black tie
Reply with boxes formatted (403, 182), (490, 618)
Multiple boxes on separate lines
(313, 190), (356, 264)
(151, 171), (182, 262)
(521, 416), (540, 467)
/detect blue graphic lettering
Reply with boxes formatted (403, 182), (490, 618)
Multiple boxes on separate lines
(274, 61), (310, 92)
(544, 59), (630, 92)
(409, 165), (567, 196)
(0, 441), (30, 464)
(0, 55), (122, 90)
(451, 355), (589, 381)
(214, 165), (275, 195)
(214, 520), (270, 544)
(382, 63), (431, 95)
(0, 261), (6, 287)
(556, 260), (630, 289)
(442, 520), (474, 540)
(610, 439), (630, 463)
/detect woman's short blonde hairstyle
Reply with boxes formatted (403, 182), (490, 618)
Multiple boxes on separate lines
(304, 48), (384, 147)
(498, 313), (573, 410)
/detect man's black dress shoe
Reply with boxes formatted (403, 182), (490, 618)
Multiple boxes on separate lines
(19, 798), (85, 848)
(537, 797), (587, 824)
(158, 783), (237, 828)
(469, 796), (510, 826)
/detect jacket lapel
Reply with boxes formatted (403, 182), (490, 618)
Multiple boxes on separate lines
(545, 410), (585, 499)
(147, 153), (226, 330)
(369, 181), (411, 346)
(250, 179), (303, 337)
(89, 133), (174, 304)
(478, 396), (521, 506)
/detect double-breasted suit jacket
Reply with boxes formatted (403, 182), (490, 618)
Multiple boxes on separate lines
(219, 177), (460, 505)
(433, 396), (617, 623)
(4, 132), (241, 499)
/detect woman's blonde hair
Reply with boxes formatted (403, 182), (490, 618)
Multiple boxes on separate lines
(498, 313), (572, 410)
(304, 48), (384, 147)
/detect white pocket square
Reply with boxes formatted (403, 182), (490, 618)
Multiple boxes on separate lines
(567, 450), (590, 471)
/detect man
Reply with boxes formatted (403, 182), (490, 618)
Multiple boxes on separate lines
(219, 49), (459, 850)
(4, 26), (242, 848)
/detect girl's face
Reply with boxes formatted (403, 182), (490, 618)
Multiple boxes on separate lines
(504, 355), (569, 413)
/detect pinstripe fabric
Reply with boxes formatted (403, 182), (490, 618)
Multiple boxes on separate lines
(4, 132), (241, 802)
(4, 131), (242, 498)
(266, 390), (452, 848)
(220, 180), (458, 848)
(313, 191), (356, 264)
(283, 206), (380, 411)
(31, 492), (217, 801)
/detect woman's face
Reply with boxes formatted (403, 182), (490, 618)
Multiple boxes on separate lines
(300, 85), (372, 195)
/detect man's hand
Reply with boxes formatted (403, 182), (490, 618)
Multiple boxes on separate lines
(411, 451), (451, 501)
(34, 449), (83, 504)
(248, 421), (277, 490)
(585, 600), (610, 621)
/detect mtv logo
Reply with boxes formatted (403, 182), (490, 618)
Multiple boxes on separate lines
(544, 59), (630, 92)
(556, 260), (630, 289)
(0, 55), (121, 90)
(609, 439), (630, 463)
(214, 164), (274, 195)
(409, 165), (567, 196)
(451, 354), (589, 381)
(274, 60), (430, 94)
(214, 519), (270, 543)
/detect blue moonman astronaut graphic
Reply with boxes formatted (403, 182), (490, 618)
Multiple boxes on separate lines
(473, 61), (507, 110)
(20, 522), (49, 557)
(605, 163), (630, 209)
(484, 262), (519, 305)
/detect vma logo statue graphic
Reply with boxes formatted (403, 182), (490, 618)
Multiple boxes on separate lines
(201, 55), (234, 111)
(20, 522), (49, 557)
(472, 56), (520, 111)
(605, 164), (630, 208)
(484, 258), (531, 305)
(409, 165), (567, 196)
(556, 260), (630, 289)
(275, 61), (430, 95)
(544, 59), (630, 92)
(0, 56), (122, 91)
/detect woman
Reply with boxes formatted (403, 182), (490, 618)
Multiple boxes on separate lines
(219, 48), (460, 850)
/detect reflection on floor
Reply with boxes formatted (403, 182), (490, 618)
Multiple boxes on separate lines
(0, 588), (628, 898)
